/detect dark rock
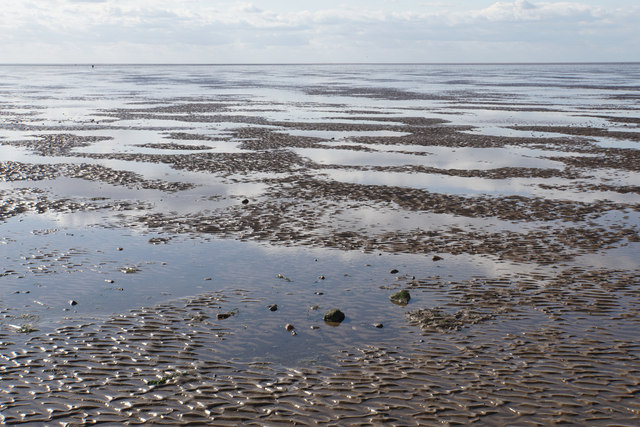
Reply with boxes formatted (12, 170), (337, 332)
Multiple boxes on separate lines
(241, 198), (249, 205)
(390, 290), (411, 305)
(323, 308), (345, 323)
(285, 323), (295, 331)
(68, 300), (78, 306)
(432, 255), (443, 261)
(268, 304), (278, 311)
(217, 313), (232, 320)
(390, 269), (399, 274)
(373, 323), (384, 328)
(318, 275), (325, 280)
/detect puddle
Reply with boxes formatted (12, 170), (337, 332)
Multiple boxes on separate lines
(298, 145), (568, 170)
(277, 129), (410, 140)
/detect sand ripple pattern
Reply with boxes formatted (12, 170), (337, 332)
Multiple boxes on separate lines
(2, 271), (639, 425)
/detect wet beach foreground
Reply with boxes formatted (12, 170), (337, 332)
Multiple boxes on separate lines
(1, 64), (639, 424)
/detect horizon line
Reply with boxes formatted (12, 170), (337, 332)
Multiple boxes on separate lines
(1, 61), (639, 66)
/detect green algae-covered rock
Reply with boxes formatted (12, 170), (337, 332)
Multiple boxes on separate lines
(390, 290), (411, 305)
(323, 308), (345, 323)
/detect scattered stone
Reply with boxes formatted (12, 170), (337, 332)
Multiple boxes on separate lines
(105, 279), (115, 283)
(241, 199), (249, 205)
(268, 304), (278, 311)
(217, 313), (232, 320)
(318, 275), (325, 280)
(68, 300), (78, 306)
(285, 323), (295, 331)
(310, 325), (320, 330)
(204, 277), (212, 281)
(323, 309), (345, 323)
(390, 269), (399, 274)
(373, 323), (384, 328)
(390, 290), (411, 305)
(315, 292), (324, 295)
(432, 255), (443, 261)
(117, 247), (124, 251)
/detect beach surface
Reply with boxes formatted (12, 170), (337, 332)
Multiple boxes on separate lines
(1, 63), (639, 424)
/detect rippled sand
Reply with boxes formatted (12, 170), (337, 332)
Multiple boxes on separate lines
(1, 64), (639, 424)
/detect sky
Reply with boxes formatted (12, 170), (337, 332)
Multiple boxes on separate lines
(1, 0), (638, 63)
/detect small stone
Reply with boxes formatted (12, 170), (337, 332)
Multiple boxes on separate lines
(390, 269), (399, 274)
(268, 304), (278, 311)
(217, 313), (231, 320)
(285, 323), (295, 331)
(323, 309), (345, 323)
(241, 199), (249, 205)
(432, 255), (443, 261)
(310, 325), (320, 330)
(105, 279), (114, 283)
(117, 247), (124, 251)
(315, 292), (324, 295)
(204, 277), (212, 281)
(318, 275), (325, 280)
(68, 300), (78, 306)
(390, 290), (411, 305)
(291, 330), (297, 336)
(373, 323), (384, 328)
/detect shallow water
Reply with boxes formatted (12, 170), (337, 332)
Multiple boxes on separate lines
(1, 63), (639, 424)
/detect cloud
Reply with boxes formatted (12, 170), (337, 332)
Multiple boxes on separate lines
(0, 1), (638, 63)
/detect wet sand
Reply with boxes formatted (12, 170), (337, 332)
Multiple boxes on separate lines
(1, 64), (639, 424)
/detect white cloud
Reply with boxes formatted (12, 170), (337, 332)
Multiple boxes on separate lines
(0, 1), (638, 62)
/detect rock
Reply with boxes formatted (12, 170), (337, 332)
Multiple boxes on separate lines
(432, 255), (443, 261)
(217, 313), (232, 320)
(285, 323), (295, 331)
(310, 325), (320, 330)
(204, 277), (212, 281)
(318, 275), (325, 280)
(268, 304), (278, 311)
(390, 269), (399, 274)
(373, 323), (384, 328)
(315, 291), (324, 295)
(390, 290), (411, 305)
(68, 300), (78, 306)
(323, 308), (345, 323)
(241, 198), (249, 205)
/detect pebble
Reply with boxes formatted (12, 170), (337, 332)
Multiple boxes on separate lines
(373, 323), (384, 328)
(432, 255), (443, 261)
(318, 275), (325, 280)
(285, 323), (295, 331)
(68, 300), (78, 306)
(241, 199), (249, 205)
(268, 304), (278, 311)
(390, 269), (399, 274)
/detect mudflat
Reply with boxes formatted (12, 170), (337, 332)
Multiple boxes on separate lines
(1, 64), (639, 424)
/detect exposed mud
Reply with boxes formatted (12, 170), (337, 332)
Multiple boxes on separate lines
(1, 64), (639, 424)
